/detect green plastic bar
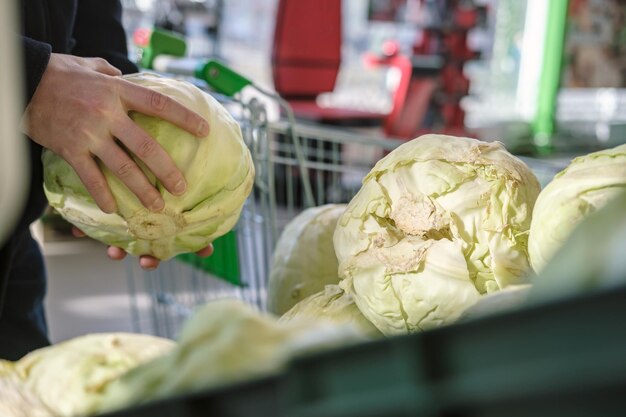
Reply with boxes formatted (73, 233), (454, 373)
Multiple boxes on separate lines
(532, 0), (569, 153)
(195, 60), (253, 97)
(176, 230), (242, 287)
(142, 28), (186, 70)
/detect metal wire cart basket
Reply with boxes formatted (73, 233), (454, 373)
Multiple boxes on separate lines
(125, 59), (565, 339)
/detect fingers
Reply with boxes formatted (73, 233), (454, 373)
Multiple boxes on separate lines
(112, 117), (187, 196)
(108, 244), (213, 271)
(71, 227), (86, 238)
(139, 255), (160, 270)
(119, 80), (209, 137)
(196, 244), (214, 257)
(107, 246), (127, 262)
(94, 140), (165, 211)
(68, 155), (117, 213)
(107, 247), (158, 271)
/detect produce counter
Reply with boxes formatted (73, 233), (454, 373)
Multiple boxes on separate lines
(99, 283), (626, 417)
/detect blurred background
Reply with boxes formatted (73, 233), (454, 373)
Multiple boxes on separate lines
(120, 0), (626, 151)
(34, 0), (626, 343)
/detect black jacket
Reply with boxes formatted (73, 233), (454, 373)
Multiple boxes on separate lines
(0, 0), (137, 359)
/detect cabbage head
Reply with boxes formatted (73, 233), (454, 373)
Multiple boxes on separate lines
(100, 299), (366, 412)
(268, 204), (346, 314)
(529, 188), (626, 303)
(280, 285), (382, 339)
(14, 333), (174, 417)
(528, 143), (626, 272)
(43, 73), (255, 260)
(334, 134), (540, 336)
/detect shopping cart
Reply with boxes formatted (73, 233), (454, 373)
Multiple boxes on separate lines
(125, 76), (407, 337)
(125, 31), (566, 338)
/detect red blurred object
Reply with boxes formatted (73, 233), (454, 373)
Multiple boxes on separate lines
(441, 102), (465, 127)
(133, 28), (151, 48)
(454, 6), (478, 29)
(271, 0), (384, 124)
(364, 41), (437, 139)
(413, 30), (440, 55)
(443, 32), (475, 61)
(441, 64), (469, 94)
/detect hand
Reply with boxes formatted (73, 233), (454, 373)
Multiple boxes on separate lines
(72, 227), (214, 270)
(22, 53), (210, 214)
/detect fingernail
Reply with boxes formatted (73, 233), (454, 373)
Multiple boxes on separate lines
(150, 197), (165, 211)
(197, 120), (209, 137)
(174, 179), (187, 195)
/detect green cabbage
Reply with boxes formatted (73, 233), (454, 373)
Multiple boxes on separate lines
(13, 333), (174, 417)
(43, 73), (254, 260)
(99, 299), (366, 412)
(528, 143), (626, 272)
(333, 134), (541, 336)
(529, 189), (626, 302)
(268, 204), (346, 315)
(280, 285), (382, 339)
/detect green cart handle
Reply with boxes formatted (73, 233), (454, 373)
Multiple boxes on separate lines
(151, 54), (253, 97)
(142, 28), (253, 96)
(195, 60), (253, 97)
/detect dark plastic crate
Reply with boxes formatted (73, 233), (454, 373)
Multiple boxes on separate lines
(100, 285), (626, 417)
(100, 375), (284, 417)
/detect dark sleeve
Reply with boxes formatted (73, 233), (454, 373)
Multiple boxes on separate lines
(21, 37), (51, 107)
(71, 0), (138, 74)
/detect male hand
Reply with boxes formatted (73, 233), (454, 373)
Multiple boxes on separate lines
(22, 53), (210, 214)
(24, 53), (211, 267)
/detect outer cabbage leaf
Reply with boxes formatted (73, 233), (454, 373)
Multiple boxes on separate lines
(268, 204), (346, 315)
(99, 299), (366, 412)
(280, 285), (382, 338)
(43, 73), (254, 260)
(14, 333), (174, 417)
(530, 189), (626, 302)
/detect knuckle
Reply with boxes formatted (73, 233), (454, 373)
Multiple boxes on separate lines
(137, 138), (158, 158)
(84, 178), (107, 194)
(58, 146), (76, 162)
(150, 91), (168, 111)
(165, 169), (181, 185)
(117, 161), (136, 177)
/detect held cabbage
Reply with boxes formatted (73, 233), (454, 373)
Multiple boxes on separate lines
(528, 143), (626, 272)
(334, 134), (541, 336)
(268, 204), (346, 315)
(43, 73), (255, 260)
(280, 285), (382, 339)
